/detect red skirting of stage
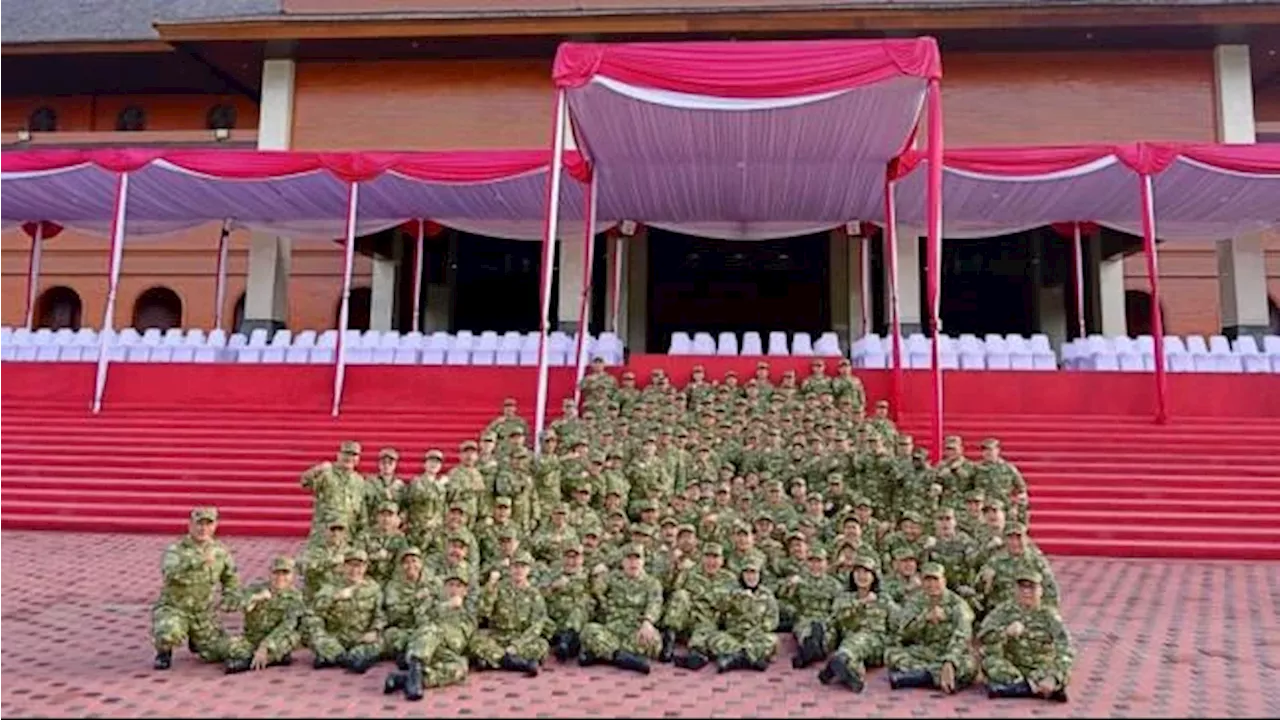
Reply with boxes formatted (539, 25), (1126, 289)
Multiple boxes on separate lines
(3, 359), (1277, 419)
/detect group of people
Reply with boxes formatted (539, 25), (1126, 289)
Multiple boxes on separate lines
(151, 356), (1074, 703)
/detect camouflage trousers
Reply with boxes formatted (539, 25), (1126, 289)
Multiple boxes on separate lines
(660, 590), (718, 638)
(686, 625), (720, 655)
(224, 629), (300, 664)
(833, 631), (885, 677)
(308, 628), (382, 665)
(885, 644), (977, 685)
(581, 621), (662, 659)
(407, 624), (470, 689)
(468, 629), (549, 667)
(151, 604), (228, 661)
(793, 615), (837, 655)
(982, 653), (1069, 688)
(705, 629), (778, 663)
(382, 625), (418, 657)
(545, 604), (592, 638)
(776, 601), (797, 632)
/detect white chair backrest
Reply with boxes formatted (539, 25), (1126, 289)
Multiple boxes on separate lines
(248, 328), (269, 346)
(1163, 336), (1187, 354)
(271, 329), (293, 347)
(207, 329), (228, 347)
(317, 329), (339, 347)
(227, 333), (249, 348)
(1185, 335), (1209, 355)
(119, 328), (141, 344)
(1263, 335), (1280, 353)
(184, 329), (207, 346)
(1207, 335), (1232, 354)
(163, 328), (185, 345)
(669, 331), (692, 354)
(1029, 334), (1052, 353)
(1111, 336), (1134, 353)
(1233, 335), (1260, 354)
(293, 329), (318, 348)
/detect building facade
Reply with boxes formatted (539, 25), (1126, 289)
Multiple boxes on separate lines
(3, 0), (1279, 352)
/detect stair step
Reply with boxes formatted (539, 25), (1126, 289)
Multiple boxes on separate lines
(1030, 522), (1280, 544)
(0, 513), (304, 537)
(1030, 497), (1280, 514)
(0, 500), (311, 523)
(1030, 509), (1280, 528)
(1035, 536), (1280, 561)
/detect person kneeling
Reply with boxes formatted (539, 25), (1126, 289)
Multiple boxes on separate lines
(977, 569), (1072, 702)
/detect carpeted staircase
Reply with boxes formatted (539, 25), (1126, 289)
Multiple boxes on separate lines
(3, 402), (1278, 559)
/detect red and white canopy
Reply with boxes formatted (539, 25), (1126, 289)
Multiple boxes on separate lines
(890, 142), (1280, 239)
(1, 148), (593, 240)
(553, 39), (941, 233)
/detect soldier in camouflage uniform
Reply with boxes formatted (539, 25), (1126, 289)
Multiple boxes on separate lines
(580, 356), (618, 413)
(788, 547), (844, 669)
(541, 542), (595, 662)
(881, 545), (923, 607)
(301, 441), (367, 543)
(381, 547), (440, 666)
(496, 446), (539, 533)
(885, 563), (976, 694)
(972, 439), (1028, 517)
(819, 555), (894, 693)
(151, 507), (240, 670)
(402, 449), (448, 548)
(976, 523), (1060, 616)
(300, 516), (351, 603)
(470, 551), (549, 676)
(978, 569), (1073, 702)
(476, 496), (521, 565)
(800, 358), (832, 397)
(363, 502), (410, 585)
(386, 571), (477, 701)
(665, 542), (735, 666)
(580, 544), (664, 673)
(307, 549), (386, 673)
(224, 555), (304, 673)
(447, 440), (488, 528)
(935, 436), (975, 509)
(830, 358), (865, 412)
(530, 503), (579, 565)
(364, 448), (406, 523)
(485, 397), (530, 442)
(703, 560), (779, 672)
(929, 507), (979, 604)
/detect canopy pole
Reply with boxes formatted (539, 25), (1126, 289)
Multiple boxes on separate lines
(1138, 174), (1169, 424)
(330, 182), (361, 418)
(212, 219), (232, 331)
(924, 77), (945, 462)
(1071, 222), (1086, 340)
(609, 232), (624, 333)
(23, 223), (45, 330)
(534, 90), (570, 455)
(91, 174), (131, 414)
(859, 229), (871, 341)
(572, 175), (599, 406)
(411, 220), (426, 332)
(883, 179), (903, 422)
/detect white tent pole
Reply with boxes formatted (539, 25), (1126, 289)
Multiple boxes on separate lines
(23, 223), (45, 330)
(411, 220), (426, 332)
(1072, 222), (1087, 339)
(572, 174), (600, 405)
(330, 183), (361, 417)
(91, 173), (131, 414)
(609, 233), (624, 333)
(212, 219), (232, 331)
(859, 230), (871, 338)
(534, 90), (570, 454)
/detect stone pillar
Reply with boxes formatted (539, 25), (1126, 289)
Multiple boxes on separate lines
(1097, 251), (1128, 337)
(1213, 44), (1269, 339)
(369, 249), (400, 332)
(890, 226), (923, 335)
(242, 58), (295, 334)
(624, 228), (648, 352)
(556, 228), (586, 335)
(605, 234), (628, 336)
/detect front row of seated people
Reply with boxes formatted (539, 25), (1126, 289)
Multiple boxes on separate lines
(151, 360), (1072, 703)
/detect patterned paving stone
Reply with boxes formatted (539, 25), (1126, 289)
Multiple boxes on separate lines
(2, 531), (1277, 718)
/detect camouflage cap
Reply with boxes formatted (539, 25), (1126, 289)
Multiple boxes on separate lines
(965, 490), (986, 502)
(854, 496), (873, 508)
(677, 523), (697, 535)
(190, 506), (219, 523)
(935, 506), (957, 519)
(637, 499), (659, 513)
(1016, 568), (1043, 584)
(702, 542), (724, 556)
(1004, 522), (1028, 536)
(379, 447), (400, 460)
(498, 526), (520, 541)
(481, 431), (498, 442)
(786, 530), (807, 544)
(623, 543), (646, 559)
(444, 571), (470, 585)
(458, 440), (478, 452)
(344, 549), (369, 564)
(447, 532), (472, 547)
(740, 558), (764, 572)
(425, 449), (445, 461)
(808, 547), (829, 561)
(324, 514), (348, 529)
(900, 510), (924, 525)
(579, 524), (602, 538)
(912, 447), (929, 459)
(982, 437), (1001, 449)
(944, 435), (963, 447)
(507, 426), (527, 437)
(892, 545), (919, 561)
(853, 555), (879, 573)
(399, 546), (423, 560)
(512, 551), (536, 566)
(548, 502), (568, 515)
(875, 399), (889, 408)
(838, 357), (852, 367)
(920, 562), (946, 579)
(659, 516), (679, 527)
(448, 502), (467, 513)
(629, 524), (657, 538)
(503, 397), (518, 407)
(377, 501), (399, 514)
(753, 512), (776, 524)
(339, 440), (361, 454)
(732, 521), (752, 534)
(984, 499), (1006, 511)
(494, 496), (513, 508)
(563, 542), (583, 555)
(271, 555), (296, 573)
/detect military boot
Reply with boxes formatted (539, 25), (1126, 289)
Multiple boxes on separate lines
(578, 651), (604, 667)
(658, 629), (677, 663)
(987, 680), (1033, 699)
(268, 653), (293, 668)
(500, 653), (540, 677)
(224, 657), (253, 675)
(384, 671), (407, 695)
(612, 650), (652, 674)
(716, 651), (751, 673)
(314, 653), (344, 670)
(345, 652), (376, 674)
(674, 650), (710, 671)
(404, 660), (425, 702)
(552, 632), (572, 662)
(827, 655), (864, 693)
(395, 652), (409, 671)
(888, 668), (934, 689)
(153, 651), (172, 671)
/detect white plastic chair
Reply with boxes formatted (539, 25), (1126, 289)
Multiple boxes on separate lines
(741, 331), (763, 356)
(668, 331), (693, 355)
(766, 331), (789, 356)
(791, 332), (815, 357)
(716, 332), (739, 356)
(518, 333), (540, 366)
(984, 335), (1011, 370)
(814, 332), (841, 356)
(692, 332), (716, 355)
(1005, 335), (1033, 370)
(446, 331), (472, 365)
(1163, 336), (1192, 373)
(422, 332), (450, 365)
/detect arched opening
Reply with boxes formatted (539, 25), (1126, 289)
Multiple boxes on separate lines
(132, 286), (183, 331)
(34, 286), (82, 330)
(206, 104), (237, 130)
(116, 105), (147, 132)
(28, 107), (57, 132)
(1124, 290), (1166, 338)
(335, 287), (372, 332)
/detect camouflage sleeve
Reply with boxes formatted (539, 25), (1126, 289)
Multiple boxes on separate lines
(761, 590), (780, 634)
(976, 602), (1012, 648)
(895, 601), (928, 643)
(261, 594), (305, 652)
(301, 464), (324, 491)
(371, 587), (387, 632)
(642, 577), (664, 625)
(1040, 560), (1062, 606)
(312, 584), (336, 614)
(219, 547), (242, 607)
(1048, 610), (1075, 674)
(944, 598), (975, 663)
(161, 543), (194, 581)
(522, 592), (551, 644)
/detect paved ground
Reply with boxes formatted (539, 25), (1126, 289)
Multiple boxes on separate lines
(1, 531), (1277, 719)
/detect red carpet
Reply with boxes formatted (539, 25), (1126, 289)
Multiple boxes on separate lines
(3, 361), (1279, 559)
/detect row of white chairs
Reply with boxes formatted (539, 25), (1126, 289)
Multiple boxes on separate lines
(669, 331), (842, 357)
(0, 327), (626, 366)
(1064, 334), (1280, 373)
(851, 333), (1059, 371)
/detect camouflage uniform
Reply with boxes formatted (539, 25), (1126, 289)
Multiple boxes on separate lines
(885, 563), (977, 691)
(402, 450), (449, 546)
(540, 544), (595, 660)
(820, 556), (894, 692)
(364, 448), (406, 521)
(307, 549), (386, 669)
(977, 570), (1073, 701)
(393, 574), (477, 697)
(662, 544), (735, 645)
(381, 548), (441, 658)
(581, 545), (665, 662)
(301, 441), (368, 541)
(704, 561), (779, 667)
(788, 549), (844, 666)
(223, 556), (304, 671)
(299, 519), (350, 603)
(151, 508), (239, 667)
(469, 552), (550, 668)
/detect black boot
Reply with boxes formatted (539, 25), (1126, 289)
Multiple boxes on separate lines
(345, 653), (376, 674)
(612, 650), (651, 675)
(153, 650), (172, 671)
(314, 653), (343, 670)
(828, 655), (864, 693)
(748, 658), (770, 672)
(224, 657), (252, 674)
(395, 652), (409, 671)
(404, 660), (424, 702)
(384, 671), (407, 695)
(674, 650), (710, 671)
(268, 653), (293, 668)
(889, 668), (934, 689)
(500, 653), (540, 677)
(578, 651), (603, 667)
(817, 660), (836, 685)
(552, 631), (571, 662)
(659, 629), (677, 663)
(567, 630), (582, 659)
(716, 651), (750, 673)
(1050, 688), (1069, 703)
(987, 679), (1034, 698)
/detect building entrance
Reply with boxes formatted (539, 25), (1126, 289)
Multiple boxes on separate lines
(452, 232), (552, 334)
(647, 228), (830, 353)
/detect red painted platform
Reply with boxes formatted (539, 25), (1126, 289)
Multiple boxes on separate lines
(1, 531), (1276, 718)
(3, 362), (1280, 559)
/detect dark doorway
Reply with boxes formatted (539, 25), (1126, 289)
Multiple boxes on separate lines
(1125, 290), (1165, 337)
(337, 287), (372, 332)
(647, 229), (830, 352)
(452, 233), (554, 333)
(35, 286), (82, 330)
(939, 230), (1041, 338)
(132, 286), (183, 330)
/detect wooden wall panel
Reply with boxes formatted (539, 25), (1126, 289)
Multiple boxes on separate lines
(2, 95), (258, 133)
